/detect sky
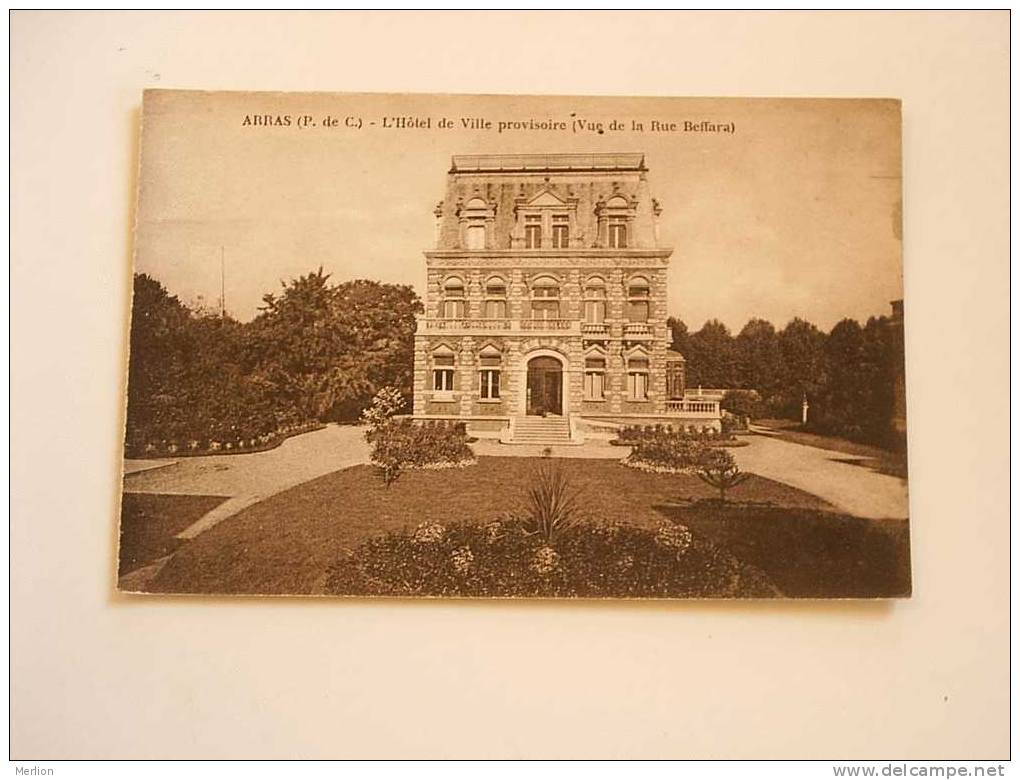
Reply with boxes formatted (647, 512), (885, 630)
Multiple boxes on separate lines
(135, 91), (903, 332)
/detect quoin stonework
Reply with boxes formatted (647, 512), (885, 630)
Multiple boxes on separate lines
(412, 153), (722, 444)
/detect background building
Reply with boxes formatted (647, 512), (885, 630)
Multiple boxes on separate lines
(412, 153), (721, 443)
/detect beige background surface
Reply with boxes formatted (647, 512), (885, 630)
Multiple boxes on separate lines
(10, 11), (1009, 759)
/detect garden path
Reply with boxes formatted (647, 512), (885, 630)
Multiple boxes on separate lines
(732, 427), (909, 519)
(122, 424), (371, 539)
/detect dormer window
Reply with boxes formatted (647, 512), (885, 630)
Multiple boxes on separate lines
(551, 214), (569, 248)
(608, 220), (628, 249)
(524, 215), (542, 249)
(597, 193), (636, 249)
(442, 277), (465, 319)
(457, 196), (495, 250)
(466, 223), (485, 249)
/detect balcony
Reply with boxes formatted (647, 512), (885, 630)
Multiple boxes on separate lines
(419, 318), (580, 336)
(580, 322), (610, 338)
(623, 322), (654, 340)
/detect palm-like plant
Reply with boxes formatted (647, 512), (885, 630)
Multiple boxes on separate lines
(525, 461), (583, 542)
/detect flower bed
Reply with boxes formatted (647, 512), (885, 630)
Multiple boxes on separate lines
(325, 518), (777, 598)
(366, 418), (476, 485)
(125, 422), (325, 459)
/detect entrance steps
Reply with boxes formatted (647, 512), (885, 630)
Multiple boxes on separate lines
(504, 415), (581, 445)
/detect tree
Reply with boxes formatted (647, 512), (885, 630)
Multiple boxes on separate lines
(695, 448), (750, 502)
(666, 316), (691, 357)
(684, 319), (738, 388)
(775, 317), (827, 418)
(247, 269), (422, 422)
(735, 318), (783, 398)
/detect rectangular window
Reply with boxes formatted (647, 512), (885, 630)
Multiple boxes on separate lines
(443, 299), (465, 319)
(551, 215), (569, 248)
(627, 371), (649, 401)
(584, 300), (606, 323)
(484, 299), (507, 319)
(479, 369), (501, 400)
(531, 300), (560, 320)
(627, 300), (649, 322)
(466, 224), (485, 250)
(609, 222), (628, 249)
(666, 363), (685, 399)
(584, 357), (606, 401)
(524, 215), (542, 249)
(433, 369), (454, 392)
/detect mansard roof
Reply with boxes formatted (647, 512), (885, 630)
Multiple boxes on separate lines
(450, 153), (647, 174)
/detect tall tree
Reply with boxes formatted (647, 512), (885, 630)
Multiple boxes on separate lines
(776, 317), (827, 418)
(684, 319), (738, 388)
(735, 318), (783, 398)
(666, 316), (690, 357)
(247, 269), (422, 421)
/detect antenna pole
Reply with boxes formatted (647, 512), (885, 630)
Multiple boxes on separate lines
(220, 246), (226, 319)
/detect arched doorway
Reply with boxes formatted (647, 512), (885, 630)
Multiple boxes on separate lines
(526, 355), (563, 416)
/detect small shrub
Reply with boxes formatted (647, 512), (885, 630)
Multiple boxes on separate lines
(695, 448), (750, 502)
(360, 386), (406, 430)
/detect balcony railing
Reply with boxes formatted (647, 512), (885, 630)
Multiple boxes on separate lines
(419, 318), (580, 335)
(581, 322), (610, 337)
(665, 399), (721, 417)
(623, 322), (654, 339)
(520, 318), (575, 331)
(423, 318), (512, 331)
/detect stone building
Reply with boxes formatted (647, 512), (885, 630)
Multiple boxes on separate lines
(412, 153), (722, 444)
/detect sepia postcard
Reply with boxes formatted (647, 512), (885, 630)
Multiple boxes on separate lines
(119, 90), (909, 599)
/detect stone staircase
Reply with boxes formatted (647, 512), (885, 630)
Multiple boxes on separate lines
(507, 415), (576, 445)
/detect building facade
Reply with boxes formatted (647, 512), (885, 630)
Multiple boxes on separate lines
(412, 153), (721, 443)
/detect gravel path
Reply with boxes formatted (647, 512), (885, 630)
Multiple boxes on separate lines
(122, 424), (371, 538)
(732, 427), (909, 519)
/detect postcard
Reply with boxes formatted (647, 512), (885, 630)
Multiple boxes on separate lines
(120, 90), (908, 598)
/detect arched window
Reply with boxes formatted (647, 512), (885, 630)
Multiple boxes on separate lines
(627, 353), (650, 401)
(478, 345), (502, 400)
(627, 276), (650, 322)
(432, 345), (456, 394)
(442, 277), (465, 319)
(530, 276), (561, 321)
(583, 277), (607, 323)
(461, 197), (491, 250)
(484, 277), (507, 319)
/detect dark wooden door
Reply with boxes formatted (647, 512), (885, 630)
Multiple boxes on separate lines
(527, 358), (563, 415)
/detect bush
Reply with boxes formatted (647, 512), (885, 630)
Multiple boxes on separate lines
(324, 517), (777, 598)
(695, 448), (750, 502)
(722, 389), (762, 420)
(624, 432), (711, 474)
(360, 386), (407, 429)
(365, 418), (475, 486)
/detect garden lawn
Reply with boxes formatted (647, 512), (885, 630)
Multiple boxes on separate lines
(149, 456), (831, 595)
(118, 492), (228, 576)
(660, 501), (911, 597)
